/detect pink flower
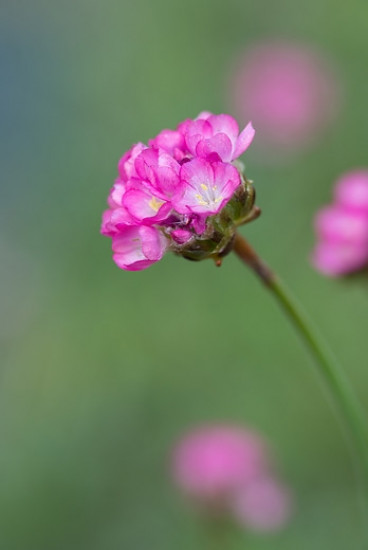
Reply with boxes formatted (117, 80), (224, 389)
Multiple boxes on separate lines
(230, 41), (341, 155)
(172, 158), (241, 216)
(184, 114), (255, 162)
(171, 424), (293, 532)
(334, 170), (368, 214)
(313, 242), (368, 276)
(312, 170), (368, 276)
(231, 477), (292, 533)
(171, 425), (267, 500)
(314, 206), (368, 245)
(101, 113), (256, 271)
(112, 225), (168, 271)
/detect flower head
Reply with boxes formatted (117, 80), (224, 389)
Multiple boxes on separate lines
(101, 113), (256, 271)
(312, 170), (368, 276)
(171, 424), (293, 532)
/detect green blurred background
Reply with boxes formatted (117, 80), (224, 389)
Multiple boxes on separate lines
(1, 0), (368, 548)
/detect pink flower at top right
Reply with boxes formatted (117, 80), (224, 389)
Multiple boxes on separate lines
(229, 41), (342, 156)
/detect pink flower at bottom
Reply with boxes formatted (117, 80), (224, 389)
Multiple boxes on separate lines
(171, 425), (293, 533)
(232, 477), (293, 532)
(171, 425), (267, 501)
(112, 225), (168, 271)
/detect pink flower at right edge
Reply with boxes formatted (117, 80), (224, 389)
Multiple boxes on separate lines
(171, 424), (293, 532)
(312, 170), (368, 276)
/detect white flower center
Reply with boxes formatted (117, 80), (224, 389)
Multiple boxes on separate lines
(195, 183), (221, 207)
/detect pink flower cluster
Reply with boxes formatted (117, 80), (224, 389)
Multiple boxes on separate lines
(171, 425), (292, 533)
(101, 113), (255, 271)
(312, 170), (368, 276)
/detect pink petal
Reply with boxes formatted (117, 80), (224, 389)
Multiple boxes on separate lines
(233, 122), (255, 159)
(196, 111), (213, 120)
(190, 215), (207, 235)
(118, 142), (146, 181)
(108, 182), (126, 208)
(196, 133), (233, 162)
(213, 162), (241, 195)
(112, 226), (167, 271)
(171, 228), (193, 244)
(184, 120), (213, 155)
(101, 209), (119, 236)
(134, 148), (159, 182)
(140, 225), (168, 260)
(180, 157), (214, 188)
(149, 129), (185, 154)
(134, 148), (180, 198)
(207, 114), (239, 143)
(123, 188), (171, 223)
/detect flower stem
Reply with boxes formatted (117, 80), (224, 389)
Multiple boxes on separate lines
(233, 232), (368, 504)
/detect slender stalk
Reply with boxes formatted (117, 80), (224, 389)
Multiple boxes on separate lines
(233, 232), (368, 499)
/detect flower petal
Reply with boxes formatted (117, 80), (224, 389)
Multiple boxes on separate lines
(123, 188), (171, 223)
(207, 114), (239, 143)
(195, 133), (233, 162)
(118, 142), (146, 181)
(233, 122), (255, 159)
(112, 226), (167, 271)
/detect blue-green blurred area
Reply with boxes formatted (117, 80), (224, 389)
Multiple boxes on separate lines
(1, 0), (368, 548)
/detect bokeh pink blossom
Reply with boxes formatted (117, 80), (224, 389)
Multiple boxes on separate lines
(312, 170), (368, 276)
(171, 424), (293, 533)
(229, 41), (342, 156)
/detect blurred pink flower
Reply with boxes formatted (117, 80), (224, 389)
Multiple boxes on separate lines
(334, 170), (368, 214)
(229, 41), (341, 155)
(312, 170), (368, 276)
(172, 425), (266, 500)
(232, 477), (292, 533)
(171, 424), (293, 533)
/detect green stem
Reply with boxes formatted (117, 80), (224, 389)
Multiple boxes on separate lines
(233, 232), (368, 502)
